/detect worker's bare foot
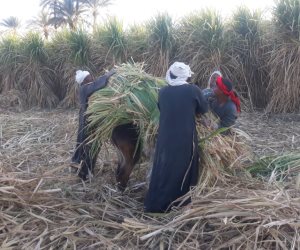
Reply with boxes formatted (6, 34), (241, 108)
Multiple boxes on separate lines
(69, 161), (80, 173)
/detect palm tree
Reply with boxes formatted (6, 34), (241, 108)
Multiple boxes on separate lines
(83, 0), (113, 30)
(29, 10), (52, 39)
(58, 0), (86, 30)
(40, 0), (87, 30)
(0, 16), (21, 34)
(40, 0), (59, 29)
(60, 0), (86, 29)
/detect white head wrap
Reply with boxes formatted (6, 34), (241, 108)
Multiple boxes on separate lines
(75, 70), (90, 84)
(208, 70), (222, 88)
(165, 62), (194, 86)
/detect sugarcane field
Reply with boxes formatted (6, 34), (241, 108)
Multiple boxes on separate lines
(1, 0), (300, 249)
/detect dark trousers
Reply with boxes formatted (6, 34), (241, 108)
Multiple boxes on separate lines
(72, 124), (101, 180)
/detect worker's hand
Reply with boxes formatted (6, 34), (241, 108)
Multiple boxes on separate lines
(105, 68), (116, 78)
(202, 88), (215, 99)
(200, 117), (209, 127)
(101, 69), (116, 87)
(201, 118), (217, 130)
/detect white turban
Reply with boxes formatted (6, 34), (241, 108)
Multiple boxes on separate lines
(165, 62), (194, 86)
(75, 70), (90, 84)
(207, 70), (222, 88)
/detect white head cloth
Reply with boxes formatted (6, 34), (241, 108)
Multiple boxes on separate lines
(75, 70), (90, 84)
(165, 62), (194, 86)
(207, 70), (222, 88)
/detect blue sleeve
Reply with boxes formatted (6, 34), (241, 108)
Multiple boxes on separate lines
(202, 88), (214, 101)
(194, 85), (208, 115)
(81, 75), (109, 98)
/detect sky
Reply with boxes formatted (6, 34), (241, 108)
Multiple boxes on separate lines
(0, 0), (275, 28)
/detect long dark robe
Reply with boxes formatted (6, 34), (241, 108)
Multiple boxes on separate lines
(144, 84), (208, 213)
(71, 75), (109, 179)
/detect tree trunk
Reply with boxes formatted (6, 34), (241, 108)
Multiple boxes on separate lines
(44, 27), (49, 40)
(54, 0), (58, 29)
(93, 10), (97, 32)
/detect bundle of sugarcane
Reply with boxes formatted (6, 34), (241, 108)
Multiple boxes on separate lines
(197, 120), (252, 190)
(87, 63), (165, 145)
(87, 63), (251, 189)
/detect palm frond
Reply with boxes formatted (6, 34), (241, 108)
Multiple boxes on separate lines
(273, 0), (300, 41)
(0, 35), (21, 92)
(0, 16), (21, 32)
(18, 32), (59, 108)
(144, 13), (177, 76)
(126, 24), (148, 62)
(248, 152), (300, 182)
(266, 0), (300, 112)
(47, 28), (94, 107)
(92, 17), (127, 66)
(230, 6), (269, 109)
(177, 10), (236, 87)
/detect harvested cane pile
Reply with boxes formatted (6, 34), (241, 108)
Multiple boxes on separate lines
(87, 63), (252, 190)
(0, 111), (300, 249)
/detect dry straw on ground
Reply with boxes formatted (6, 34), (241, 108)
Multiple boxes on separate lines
(1, 109), (300, 248)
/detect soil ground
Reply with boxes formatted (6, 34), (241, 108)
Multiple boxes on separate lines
(1, 109), (300, 249)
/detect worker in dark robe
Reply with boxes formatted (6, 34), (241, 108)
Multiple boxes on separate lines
(71, 69), (115, 180)
(144, 62), (208, 213)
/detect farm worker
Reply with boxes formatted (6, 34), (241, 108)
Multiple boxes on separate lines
(202, 70), (222, 99)
(71, 69), (115, 180)
(144, 62), (208, 213)
(202, 71), (240, 130)
(209, 76), (240, 129)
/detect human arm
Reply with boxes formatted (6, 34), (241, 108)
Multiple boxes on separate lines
(81, 69), (116, 98)
(202, 88), (215, 101)
(194, 85), (208, 115)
